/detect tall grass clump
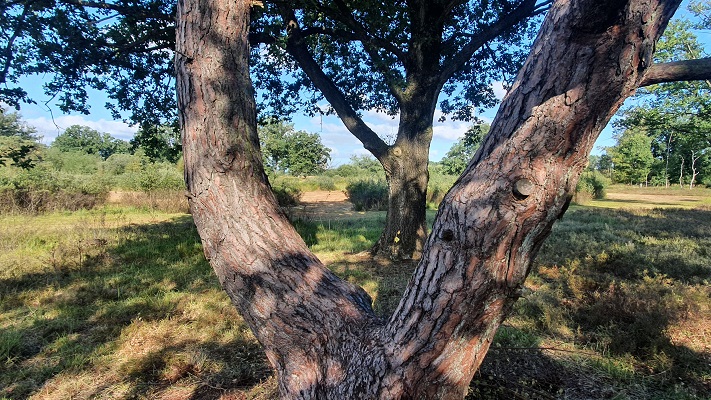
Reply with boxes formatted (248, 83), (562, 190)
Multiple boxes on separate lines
(345, 180), (388, 211)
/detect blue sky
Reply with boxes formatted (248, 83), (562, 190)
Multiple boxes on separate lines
(17, 0), (706, 166)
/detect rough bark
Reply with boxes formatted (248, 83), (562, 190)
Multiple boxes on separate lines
(176, 0), (686, 398)
(640, 57), (711, 87)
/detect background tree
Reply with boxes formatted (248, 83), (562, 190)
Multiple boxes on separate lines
(176, 0), (709, 397)
(130, 122), (182, 163)
(52, 125), (130, 160)
(0, 108), (42, 169)
(259, 120), (331, 176)
(250, 1), (554, 259)
(440, 124), (489, 175)
(609, 128), (656, 185)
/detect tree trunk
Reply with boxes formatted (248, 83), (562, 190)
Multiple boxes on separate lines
(373, 102), (436, 260)
(176, 0), (682, 398)
(690, 151), (699, 189)
(680, 155), (685, 186)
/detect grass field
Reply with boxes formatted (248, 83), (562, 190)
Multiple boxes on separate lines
(1, 187), (710, 399)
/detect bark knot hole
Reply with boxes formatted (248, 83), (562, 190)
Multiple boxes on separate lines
(513, 178), (534, 200)
(441, 229), (454, 242)
(391, 146), (402, 156)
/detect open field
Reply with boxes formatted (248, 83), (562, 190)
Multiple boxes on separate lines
(1, 187), (710, 399)
(585, 185), (711, 209)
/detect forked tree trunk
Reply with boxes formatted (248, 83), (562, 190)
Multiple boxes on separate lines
(176, 0), (681, 398)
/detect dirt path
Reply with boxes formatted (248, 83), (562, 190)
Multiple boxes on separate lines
(286, 190), (362, 220)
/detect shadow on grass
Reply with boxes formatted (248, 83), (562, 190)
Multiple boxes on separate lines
(0, 215), (272, 399)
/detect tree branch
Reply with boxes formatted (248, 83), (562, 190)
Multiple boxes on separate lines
(278, 5), (389, 158)
(438, 0), (540, 88)
(58, 0), (172, 21)
(317, 0), (406, 103)
(639, 58), (711, 87)
(0, 2), (30, 86)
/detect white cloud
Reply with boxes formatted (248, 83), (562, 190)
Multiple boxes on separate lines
(25, 115), (138, 144)
(491, 81), (508, 100)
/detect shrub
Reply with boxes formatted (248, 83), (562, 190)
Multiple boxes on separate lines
(0, 167), (108, 213)
(272, 183), (302, 207)
(346, 180), (388, 211)
(427, 172), (456, 209)
(575, 171), (608, 202)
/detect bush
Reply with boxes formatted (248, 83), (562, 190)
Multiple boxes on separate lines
(427, 172), (456, 209)
(272, 183), (302, 207)
(0, 167), (109, 213)
(575, 171), (609, 202)
(346, 180), (388, 211)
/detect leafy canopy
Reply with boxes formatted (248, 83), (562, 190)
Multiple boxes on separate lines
(251, 1), (546, 122)
(440, 124), (489, 175)
(614, 9), (711, 186)
(259, 120), (331, 176)
(0, 107), (42, 169)
(1, 1), (547, 130)
(52, 125), (130, 160)
(0, 0), (175, 124)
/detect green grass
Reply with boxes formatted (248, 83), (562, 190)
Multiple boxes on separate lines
(0, 207), (273, 399)
(1, 187), (710, 399)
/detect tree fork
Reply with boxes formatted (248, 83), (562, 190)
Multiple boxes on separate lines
(176, 0), (687, 398)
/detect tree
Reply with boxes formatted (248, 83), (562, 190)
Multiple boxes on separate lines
(0, 108), (42, 169)
(259, 120), (331, 176)
(52, 125), (130, 159)
(176, 0), (708, 397)
(615, 15), (711, 187)
(609, 129), (655, 185)
(130, 122), (182, 163)
(250, 1), (555, 259)
(440, 124), (489, 175)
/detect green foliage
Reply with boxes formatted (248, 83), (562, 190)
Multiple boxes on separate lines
(102, 153), (143, 176)
(251, 3), (541, 120)
(575, 171), (609, 202)
(132, 162), (185, 193)
(52, 125), (130, 160)
(130, 122), (182, 163)
(0, 108), (42, 169)
(0, 108), (38, 140)
(259, 120), (330, 176)
(44, 148), (101, 174)
(271, 182), (302, 207)
(427, 165), (457, 208)
(329, 155), (385, 180)
(0, 1), (175, 124)
(0, 165), (109, 213)
(346, 180), (388, 211)
(0, 136), (42, 169)
(609, 129), (655, 185)
(440, 124), (489, 175)
(614, 14), (711, 187)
